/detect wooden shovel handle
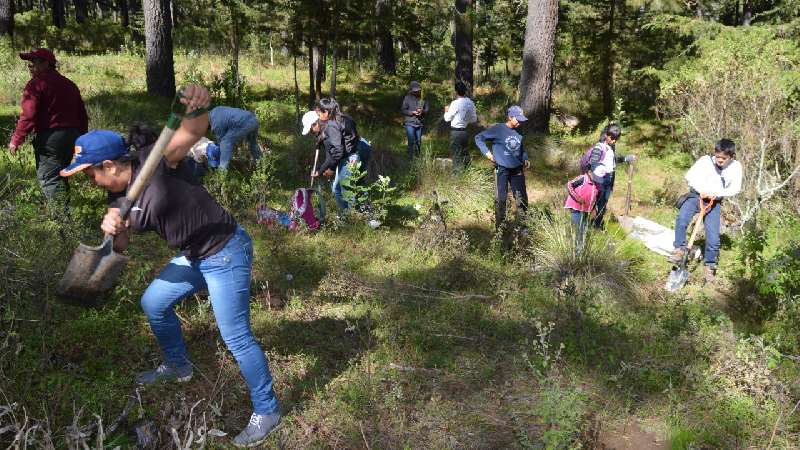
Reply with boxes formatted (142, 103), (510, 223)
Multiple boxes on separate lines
(685, 196), (716, 249)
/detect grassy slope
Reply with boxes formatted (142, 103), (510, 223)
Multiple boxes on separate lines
(1, 52), (798, 449)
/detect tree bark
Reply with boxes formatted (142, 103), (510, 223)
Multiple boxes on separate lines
(313, 44), (324, 99)
(293, 54), (301, 124)
(375, 0), (396, 74)
(602, 0), (616, 118)
(741, 0), (752, 25)
(517, 0), (559, 134)
(227, 0), (241, 104)
(330, 45), (337, 98)
(454, 0), (473, 95)
(0, 0), (14, 37)
(51, 0), (66, 27)
(308, 42), (316, 107)
(74, 0), (87, 23)
(119, 0), (129, 27)
(143, 0), (175, 97)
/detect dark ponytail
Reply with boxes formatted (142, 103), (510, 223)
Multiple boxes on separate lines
(126, 124), (159, 152)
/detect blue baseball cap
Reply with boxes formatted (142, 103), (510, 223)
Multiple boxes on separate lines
(507, 105), (528, 122)
(60, 130), (127, 177)
(206, 143), (221, 168)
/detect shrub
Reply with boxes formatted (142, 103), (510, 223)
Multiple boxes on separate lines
(659, 27), (800, 226)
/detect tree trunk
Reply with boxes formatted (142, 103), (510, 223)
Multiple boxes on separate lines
(315, 45), (324, 98)
(74, 0), (87, 23)
(0, 0), (14, 37)
(517, 0), (559, 134)
(228, 0), (241, 104)
(375, 0), (396, 74)
(293, 54), (301, 124)
(51, 0), (66, 27)
(454, 0), (473, 95)
(741, 0), (752, 25)
(308, 42), (315, 107)
(120, 0), (129, 27)
(330, 45), (338, 98)
(269, 35), (274, 66)
(602, 0), (616, 118)
(143, 0), (175, 97)
(474, 0), (480, 84)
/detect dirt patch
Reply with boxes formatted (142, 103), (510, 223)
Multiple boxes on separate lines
(595, 419), (668, 450)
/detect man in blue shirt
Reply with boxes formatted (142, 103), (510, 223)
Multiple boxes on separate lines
(208, 106), (263, 171)
(475, 105), (530, 229)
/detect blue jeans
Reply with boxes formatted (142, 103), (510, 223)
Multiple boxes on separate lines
(332, 139), (372, 211)
(404, 125), (422, 158)
(673, 197), (721, 266)
(140, 226), (280, 415)
(571, 209), (590, 251)
(592, 179), (614, 229)
(495, 165), (528, 229)
(217, 115), (262, 170)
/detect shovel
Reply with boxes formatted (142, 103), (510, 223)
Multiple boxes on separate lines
(665, 196), (715, 292)
(57, 109), (187, 302)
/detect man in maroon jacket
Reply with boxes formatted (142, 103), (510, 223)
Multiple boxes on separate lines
(7, 48), (88, 201)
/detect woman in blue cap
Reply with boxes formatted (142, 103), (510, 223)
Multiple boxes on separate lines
(59, 85), (281, 448)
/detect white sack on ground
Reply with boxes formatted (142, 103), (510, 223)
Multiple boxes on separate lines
(627, 216), (675, 256)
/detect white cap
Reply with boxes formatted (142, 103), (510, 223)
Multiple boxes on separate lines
(301, 110), (319, 135)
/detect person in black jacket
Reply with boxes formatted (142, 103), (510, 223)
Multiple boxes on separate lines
(302, 98), (372, 211)
(400, 81), (428, 158)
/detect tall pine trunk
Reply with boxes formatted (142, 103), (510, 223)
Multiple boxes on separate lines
(601, 0), (615, 118)
(74, 0), (87, 23)
(330, 45), (337, 98)
(375, 0), (396, 74)
(454, 0), (473, 95)
(227, 0), (242, 104)
(742, 0), (752, 25)
(293, 54), (300, 124)
(517, 0), (559, 134)
(51, 0), (65, 27)
(143, 0), (175, 97)
(0, 0), (13, 37)
(313, 44), (324, 99)
(120, 0), (129, 27)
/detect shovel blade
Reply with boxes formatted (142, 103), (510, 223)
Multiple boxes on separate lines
(665, 266), (689, 292)
(57, 237), (130, 302)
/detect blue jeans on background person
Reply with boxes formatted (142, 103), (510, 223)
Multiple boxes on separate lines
(591, 181), (613, 229)
(673, 197), (721, 266)
(332, 139), (372, 211)
(139, 226), (280, 415)
(404, 125), (422, 158)
(217, 115), (262, 170)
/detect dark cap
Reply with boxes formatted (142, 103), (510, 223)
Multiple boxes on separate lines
(19, 48), (56, 65)
(409, 81), (421, 92)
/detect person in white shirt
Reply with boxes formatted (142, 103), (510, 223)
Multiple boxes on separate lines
(443, 80), (478, 172)
(670, 138), (743, 282)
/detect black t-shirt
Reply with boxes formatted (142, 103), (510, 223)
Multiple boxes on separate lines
(109, 145), (237, 260)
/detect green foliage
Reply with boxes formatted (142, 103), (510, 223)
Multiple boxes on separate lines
(13, 10), (127, 52)
(659, 26), (800, 224)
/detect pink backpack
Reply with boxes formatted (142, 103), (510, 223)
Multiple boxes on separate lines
(288, 188), (324, 231)
(564, 174), (599, 213)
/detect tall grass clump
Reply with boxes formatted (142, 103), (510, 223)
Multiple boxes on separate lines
(528, 212), (641, 301)
(413, 148), (494, 218)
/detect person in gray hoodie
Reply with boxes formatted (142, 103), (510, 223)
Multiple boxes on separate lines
(400, 81), (428, 158)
